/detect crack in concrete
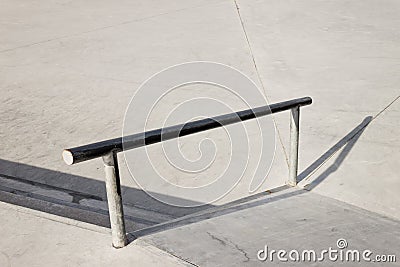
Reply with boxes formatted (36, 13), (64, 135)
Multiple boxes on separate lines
(0, 1), (227, 54)
(233, 0), (290, 167)
(206, 231), (227, 246)
(228, 239), (250, 262)
(300, 94), (400, 183)
(373, 95), (400, 119)
(207, 231), (250, 262)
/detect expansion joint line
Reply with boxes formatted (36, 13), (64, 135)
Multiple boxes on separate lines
(233, 0), (290, 166)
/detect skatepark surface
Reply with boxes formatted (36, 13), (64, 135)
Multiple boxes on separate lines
(0, 0), (399, 266)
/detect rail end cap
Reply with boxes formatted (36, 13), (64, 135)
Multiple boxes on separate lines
(62, 150), (74, 165)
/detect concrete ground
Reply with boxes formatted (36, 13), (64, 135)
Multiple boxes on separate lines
(0, 201), (191, 267)
(1, 187), (399, 266)
(0, 0), (399, 266)
(140, 187), (400, 266)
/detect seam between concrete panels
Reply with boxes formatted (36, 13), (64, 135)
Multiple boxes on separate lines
(233, 0), (290, 168)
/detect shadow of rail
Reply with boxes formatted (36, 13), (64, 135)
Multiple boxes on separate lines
(0, 116), (372, 242)
(0, 159), (213, 232)
(128, 116), (373, 240)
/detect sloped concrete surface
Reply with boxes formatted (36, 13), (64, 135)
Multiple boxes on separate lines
(141, 188), (400, 266)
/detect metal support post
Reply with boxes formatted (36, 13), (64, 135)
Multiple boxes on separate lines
(102, 151), (127, 248)
(288, 106), (300, 186)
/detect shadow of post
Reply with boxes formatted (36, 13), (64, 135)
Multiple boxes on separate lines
(297, 116), (372, 188)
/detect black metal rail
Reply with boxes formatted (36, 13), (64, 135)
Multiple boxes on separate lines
(63, 97), (312, 165)
(63, 96), (312, 248)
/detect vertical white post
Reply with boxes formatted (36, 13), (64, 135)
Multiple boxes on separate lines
(102, 151), (127, 248)
(288, 106), (300, 186)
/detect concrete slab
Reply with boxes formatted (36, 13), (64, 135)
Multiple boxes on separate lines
(0, 201), (191, 267)
(140, 188), (400, 266)
(0, 0), (223, 52)
(299, 97), (400, 220)
(0, 0), (289, 205)
(232, 0), (400, 217)
(0, 1), (399, 265)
